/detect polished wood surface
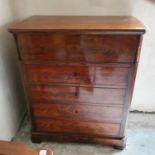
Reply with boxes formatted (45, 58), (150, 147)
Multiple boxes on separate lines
(32, 103), (123, 123)
(24, 63), (130, 87)
(18, 34), (139, 63)
(29, 85), (125, 105)
(9, 16), (145, 149)
(35, 119), (120, 137)
(0, 140), (53, 155)
(9, 16), (145, 33)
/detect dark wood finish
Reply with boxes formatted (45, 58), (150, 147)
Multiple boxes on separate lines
(35, 119), (120, 137)
(24, 63), (130, 87)
(31, 132), (126, 150)
(32, 103), (123, 123)
(9, 16), (145, 149)
(29, 85), (125, 105)
(17, 33), (139, 63)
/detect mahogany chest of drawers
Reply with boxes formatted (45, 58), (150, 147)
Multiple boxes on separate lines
(9, 16), (145, 149)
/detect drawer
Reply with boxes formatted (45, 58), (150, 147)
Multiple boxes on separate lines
(35, 119), (120, 137)
(95, 64), (130, 87)
(24, 64), (130, 87)
(24, 64), (94, 85)
(32, 103), (123, 123)
(29, 85), (125, 105)
(18, 33), (139, 63)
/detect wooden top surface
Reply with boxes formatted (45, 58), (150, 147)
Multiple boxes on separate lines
(9, 16), (145, 33)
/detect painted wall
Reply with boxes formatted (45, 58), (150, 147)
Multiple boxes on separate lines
(0, 1), (155, 140)
(0, 0), (26, 140)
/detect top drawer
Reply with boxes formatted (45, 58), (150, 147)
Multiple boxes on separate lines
(17, 33), (139, 63)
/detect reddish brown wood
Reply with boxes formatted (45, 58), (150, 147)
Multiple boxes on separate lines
(119, 36), (144, 137)
(0, 140), (53, 155)
(24, 63), (130, 87)
(9, 16), (145, 33)
(25, 64), (94, 85)
(9, 16), (145, 149)
(29, 85), (125, 105)
(31, 132), (126, 150)
(17, 33), (139, 63)
(32, 103), (123, 123)
(35, 119), (120, 137)
(95, 65), (130, 86)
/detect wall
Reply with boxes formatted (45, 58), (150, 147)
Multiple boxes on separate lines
(130, 0), (155, 112)
(0, 2), (154, 142)
(10, 0), (155, 112)
(0, 0), (26, 140)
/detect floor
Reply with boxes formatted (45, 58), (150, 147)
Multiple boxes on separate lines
(13, 113), (155, 155)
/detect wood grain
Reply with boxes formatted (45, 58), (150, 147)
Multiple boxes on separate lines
(24, 63), (130, 87)
(0, 140), (53, 155)
(35, 119), (120, 137)
(9, 16), (145, 149)
(29, 85), (126, 105)
(32, 103), (123, 123)
(9, 16), (145, 33)
(17, 33), (139, 63)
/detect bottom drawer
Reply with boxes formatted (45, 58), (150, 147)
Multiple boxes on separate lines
(35, 119), (120, 137)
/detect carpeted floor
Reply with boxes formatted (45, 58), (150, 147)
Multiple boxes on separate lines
(13, 113), (155, 155)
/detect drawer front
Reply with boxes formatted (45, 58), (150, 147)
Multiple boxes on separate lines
(95, 65), (130, 87)
(29, 85), (125, 105)
(25, 64), (94, 85)
(35, 119), (120, 137)
(18, 33), (139, 63)
(32, 103), (123, 123)
(24, 64), (130, 87)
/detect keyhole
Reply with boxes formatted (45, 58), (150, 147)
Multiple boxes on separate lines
(75, 110), (78, 114)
